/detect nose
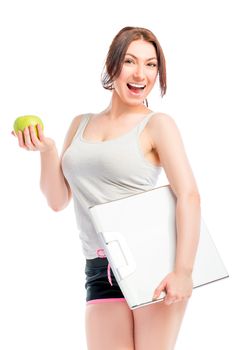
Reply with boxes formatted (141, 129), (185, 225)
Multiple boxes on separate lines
(133, 63), (145, 81)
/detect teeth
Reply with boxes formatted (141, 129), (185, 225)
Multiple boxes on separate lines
(128, 83), (145, 88)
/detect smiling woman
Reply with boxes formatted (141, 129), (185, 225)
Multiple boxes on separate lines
(114, 40), (159, 104)
(101, 26), (167, 102)
(13, 26), (201, 350)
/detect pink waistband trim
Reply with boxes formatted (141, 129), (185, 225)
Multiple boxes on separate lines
(96, 248), (113, 286)
(87, 298), (126, 305)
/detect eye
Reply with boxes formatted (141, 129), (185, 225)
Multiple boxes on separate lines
(124, 59), (134, 64)
(147, 62), (158, 68)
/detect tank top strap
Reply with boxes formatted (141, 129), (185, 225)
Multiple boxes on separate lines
(74, 113), (91, 139)
(137, 111), (157, 135)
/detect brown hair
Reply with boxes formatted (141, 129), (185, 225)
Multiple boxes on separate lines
(101, 26), (167, 98)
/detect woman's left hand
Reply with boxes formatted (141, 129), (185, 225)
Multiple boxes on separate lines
(153, 270), (193, 305)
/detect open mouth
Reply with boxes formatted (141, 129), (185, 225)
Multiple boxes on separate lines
(127, 83), (146, 94)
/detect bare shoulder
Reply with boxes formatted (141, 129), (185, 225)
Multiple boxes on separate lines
(68, 114), (84, 135)
(60, 114), (85, 159)
(148, 112), (181, 148)
(150, 111), (177, 125)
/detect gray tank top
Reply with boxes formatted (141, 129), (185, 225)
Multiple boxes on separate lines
(62, 111), (162, 259)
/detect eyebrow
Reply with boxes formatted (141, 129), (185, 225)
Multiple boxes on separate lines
(125, 53), (158, 62)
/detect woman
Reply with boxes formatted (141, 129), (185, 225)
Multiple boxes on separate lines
(13, 26), (201, 350)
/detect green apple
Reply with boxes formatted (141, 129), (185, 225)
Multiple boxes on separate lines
(13, 115), (44, 138)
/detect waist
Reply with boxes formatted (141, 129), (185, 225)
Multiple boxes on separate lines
(86, 257), (109, 268)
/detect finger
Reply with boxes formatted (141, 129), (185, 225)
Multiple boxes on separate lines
(11, 130), (16, 136)
(17, 130), (28, 149)
(36, 123), (45, 142)
(163, 289), (173, 303)
(153, 282), (166, 299)
(23, 126), (37, 150)
(29, 125), (41, 148)
(153, 290), (162, 300)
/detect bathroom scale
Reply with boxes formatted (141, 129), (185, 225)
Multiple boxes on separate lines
(88, 184), (229, 310)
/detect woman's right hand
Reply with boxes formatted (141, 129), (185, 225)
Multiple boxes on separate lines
(12, 123), (55, 153)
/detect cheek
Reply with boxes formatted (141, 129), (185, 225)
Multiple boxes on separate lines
(113, 73), (128, 91)
(149, 70), (158, 83)
(118, 68), (129, 83)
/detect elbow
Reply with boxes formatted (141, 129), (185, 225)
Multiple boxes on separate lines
(50, 199), (70, 212)
(40, 190), (65, 212)
(51, 205), (63, 212)
(50, 203), (68, 212)
(40, 186), (71, 212)
(48, 197), (71, 212)
(189, 191), (201, 203)
(185, 190), (200, 199)
(186, 192), (201, 207)
(177, 191), (201, 204)
(188, 192), (201, 211)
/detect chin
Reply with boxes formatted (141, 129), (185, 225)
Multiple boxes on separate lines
(115, 90), (146, 107)
(124, 98), (145, 107)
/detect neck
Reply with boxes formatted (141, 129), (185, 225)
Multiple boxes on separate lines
(103, 91), (150, 120)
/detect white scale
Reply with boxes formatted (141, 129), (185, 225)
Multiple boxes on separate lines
(89, 185), (229, 309)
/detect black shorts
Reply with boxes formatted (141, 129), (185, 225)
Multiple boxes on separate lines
(85, 257), (126, 304)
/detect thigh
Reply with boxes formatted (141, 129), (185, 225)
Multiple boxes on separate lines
(133, 299), (189, 350)
(85, 301), (134, 350)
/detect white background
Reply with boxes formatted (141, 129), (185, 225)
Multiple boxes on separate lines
(0, 0), (233, 349)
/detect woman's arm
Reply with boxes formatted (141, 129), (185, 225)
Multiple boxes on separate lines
(14, 115), (83, 211)
(40, 115), (83, 211)
(149, 113), (201, 274)
(39, 142), (70, 211)
(174, 193), (201, 275)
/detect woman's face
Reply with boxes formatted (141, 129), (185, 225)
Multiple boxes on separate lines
(113, 39), (158, 106)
